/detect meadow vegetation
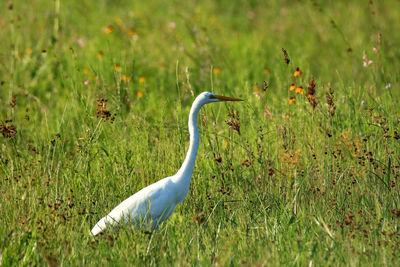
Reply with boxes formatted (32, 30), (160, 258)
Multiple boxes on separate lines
(1, 0), (400, 265)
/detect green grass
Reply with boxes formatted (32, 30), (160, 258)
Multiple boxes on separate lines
(1, 0), (400, 265)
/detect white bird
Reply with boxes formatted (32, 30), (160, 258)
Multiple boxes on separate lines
(91, 92), (243, 235)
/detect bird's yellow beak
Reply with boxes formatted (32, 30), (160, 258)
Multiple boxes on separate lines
(212, 95), (244, 102)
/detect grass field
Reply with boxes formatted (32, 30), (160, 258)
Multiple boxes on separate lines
(1, 0), (400, 265)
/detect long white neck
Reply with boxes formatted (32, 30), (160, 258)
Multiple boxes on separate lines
(172, 98), (203, 200)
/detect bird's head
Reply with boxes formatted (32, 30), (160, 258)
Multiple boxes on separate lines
(199, 91), (243, 104)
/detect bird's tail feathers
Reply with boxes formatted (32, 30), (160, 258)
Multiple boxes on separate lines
(91, 217), (107, 236)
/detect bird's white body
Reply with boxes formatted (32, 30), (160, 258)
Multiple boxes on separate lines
(91, 92), (242, 235)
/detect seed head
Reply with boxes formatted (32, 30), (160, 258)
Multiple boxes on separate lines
(281, 48), (290, 65)
(326, 86), (336, 117)
(306, 78), (318, 109)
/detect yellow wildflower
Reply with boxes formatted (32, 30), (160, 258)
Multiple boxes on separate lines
(213, 67), (221, 74)
(114, 64), (121, 72)
(26, 48), (32, 55)
(121, 74), (131, 83)
(139, 76), (146, 83)
(83, 68), (90, 74)
(115, 17), (123, 25)
(223, 140), (229, 149)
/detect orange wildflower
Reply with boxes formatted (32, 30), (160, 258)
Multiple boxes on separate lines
(137, 91), (143, 98)
(295, 86), (304, 94)
(104, 26), (114, 34)
(294, 67), (302, 77)
(289, 97), (296, 104)
(128, 29), (137, 36)
(290, 83), (296, 91)
(139, 77), (146, 83)
(97, 51), (104, 58)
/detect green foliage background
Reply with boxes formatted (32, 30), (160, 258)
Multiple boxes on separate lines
(1, 0), (399, 265)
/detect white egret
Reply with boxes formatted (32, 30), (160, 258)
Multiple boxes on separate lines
(91, 92), (243, 235)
